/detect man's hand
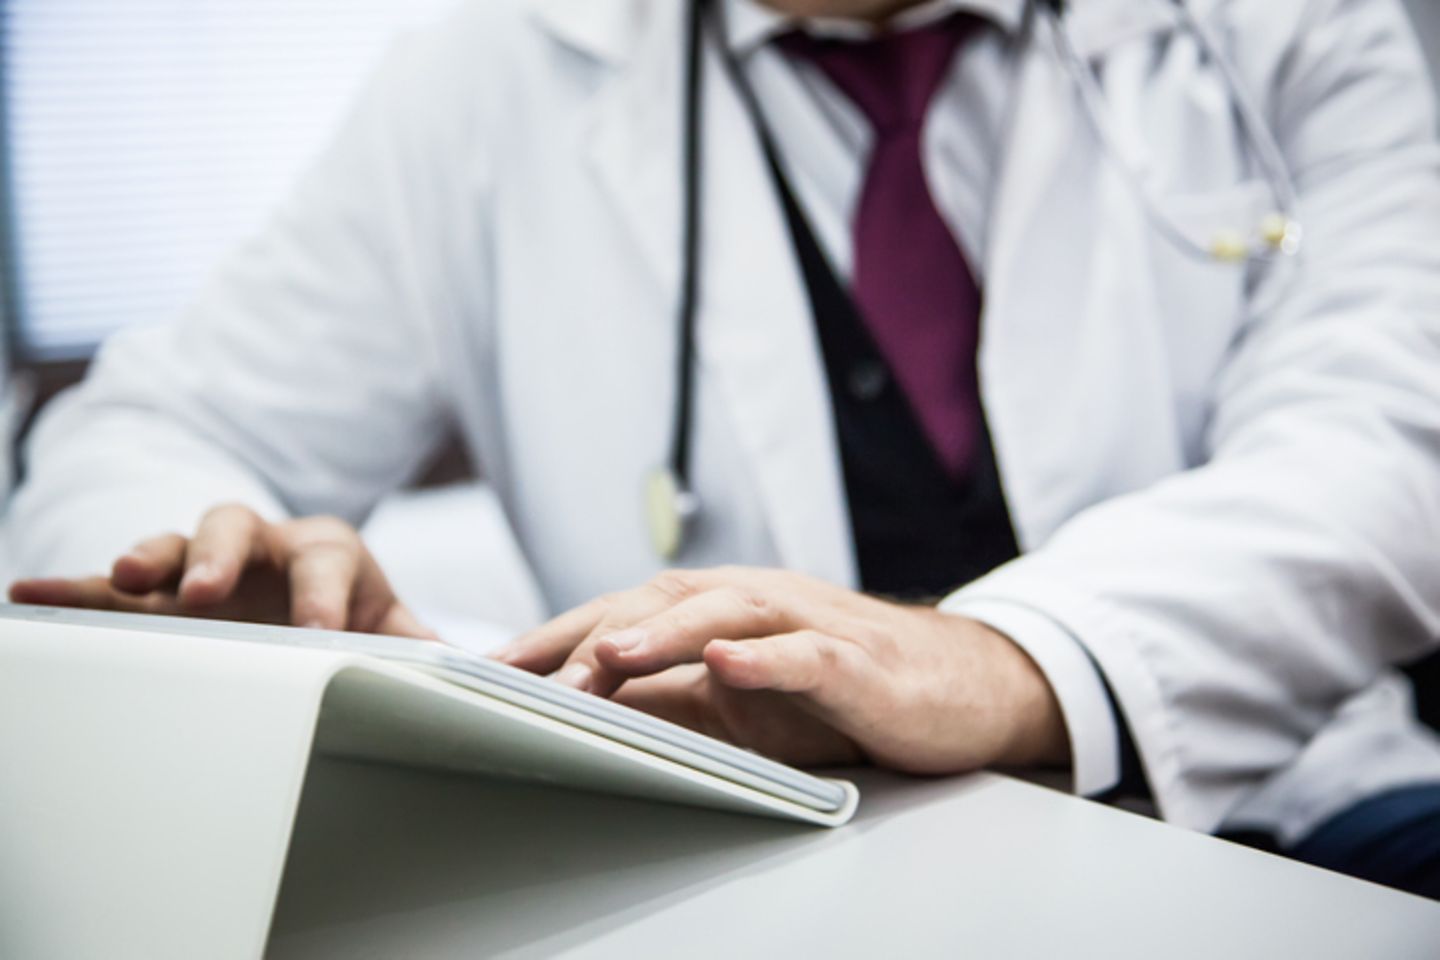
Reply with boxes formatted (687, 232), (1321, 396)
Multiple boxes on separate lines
(8, 503), (436, 638)
(495, 567), (1068, 774)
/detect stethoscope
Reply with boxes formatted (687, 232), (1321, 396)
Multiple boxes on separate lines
(646, 0), (1305, 561)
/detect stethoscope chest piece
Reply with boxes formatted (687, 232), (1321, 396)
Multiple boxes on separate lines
(646, 466), (700, 561)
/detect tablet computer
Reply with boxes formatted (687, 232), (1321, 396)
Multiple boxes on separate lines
(0, 603), (851, 814)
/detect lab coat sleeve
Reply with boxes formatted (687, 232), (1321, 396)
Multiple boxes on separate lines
(945, 0), (1440, 833)
(7, 24), (489, 578)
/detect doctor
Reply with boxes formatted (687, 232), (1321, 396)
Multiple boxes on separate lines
(11, 0), (1440, 893)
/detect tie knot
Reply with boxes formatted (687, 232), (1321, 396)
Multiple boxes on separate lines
(779, 17), (973, 133)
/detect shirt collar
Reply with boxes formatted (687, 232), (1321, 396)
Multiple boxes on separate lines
(723, 0), (1026, 56)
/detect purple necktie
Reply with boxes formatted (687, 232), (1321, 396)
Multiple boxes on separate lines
(782, 21), (983, 481)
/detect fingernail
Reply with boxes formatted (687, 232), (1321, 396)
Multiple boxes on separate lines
(603, 629), (647, 654)
(180, 563), (216, 591)
(554, 662), (594, 692)
(708, 639), (750, 664)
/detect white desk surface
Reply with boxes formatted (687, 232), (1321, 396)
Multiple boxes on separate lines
(267, 760), (1440, 959)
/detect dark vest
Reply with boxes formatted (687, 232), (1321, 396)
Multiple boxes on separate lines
(762, 153), (1020, 600)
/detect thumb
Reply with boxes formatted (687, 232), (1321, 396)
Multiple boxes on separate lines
(705, 631), (914, 772)
(703, 631), (867, 716)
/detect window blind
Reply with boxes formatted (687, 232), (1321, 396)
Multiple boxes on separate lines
(2, 0), (455, 359)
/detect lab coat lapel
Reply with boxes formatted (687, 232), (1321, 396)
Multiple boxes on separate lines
(578, 2), (857, 586)
(526, 0), (636, 64)
(982, 2), (1187, 548)
(981, 8), (1084, 548)
(1060, 0), (1183, 59)
(985, 0), (1176, 280)
(578, 5), (684, 298)
(985, 13), (1076, 293)
(695, 40), (859, 586)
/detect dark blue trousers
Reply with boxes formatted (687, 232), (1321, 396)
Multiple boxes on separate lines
(1224, 784), (1440, 900)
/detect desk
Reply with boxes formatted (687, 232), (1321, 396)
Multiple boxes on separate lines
(268, 760), (1440, 959)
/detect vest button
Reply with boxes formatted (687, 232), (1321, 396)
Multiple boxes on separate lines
(847, 360), (889, 402)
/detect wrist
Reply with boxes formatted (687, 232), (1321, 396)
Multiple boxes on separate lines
(969, 619), (1071, 769)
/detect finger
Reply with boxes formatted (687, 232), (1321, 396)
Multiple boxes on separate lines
(497, 570), (773, 676)
(344, 547), (418, 635)
(8, 576), (176, 615)
(493, 595), (612, 673)
(704, 631), (857, 702)
(286, 541), (360, 630)
(11, 577), (110, 607)
(555, 581), (714, 693)
(111, 534), (187, 595)
(178, 504), (270, 606)
(372, 602), (441, 641)
(593, 586), (794, 680)
(553, 573), (711, 695)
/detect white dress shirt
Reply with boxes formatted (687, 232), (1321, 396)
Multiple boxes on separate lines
(724, 0), (1122, 797)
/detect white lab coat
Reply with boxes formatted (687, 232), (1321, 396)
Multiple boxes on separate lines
(13, 0), (1440, 842)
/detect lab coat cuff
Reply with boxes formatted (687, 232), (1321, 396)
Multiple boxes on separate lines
(940, 596), (1121, 797)
(944, 571), (1210, 832)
